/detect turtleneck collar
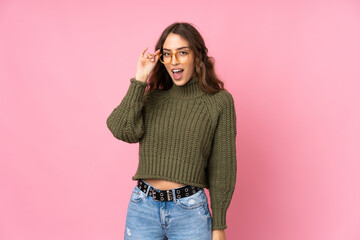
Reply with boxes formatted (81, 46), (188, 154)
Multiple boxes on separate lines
(168, 77), (205, 99)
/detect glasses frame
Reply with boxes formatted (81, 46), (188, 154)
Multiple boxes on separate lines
(158, 49), (192, 64)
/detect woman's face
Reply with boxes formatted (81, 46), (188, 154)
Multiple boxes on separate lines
(162, 33), (195, 86)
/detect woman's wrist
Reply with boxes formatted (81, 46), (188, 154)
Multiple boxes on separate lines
(135, 73), (148, 83)
(212, 229), (226, 240)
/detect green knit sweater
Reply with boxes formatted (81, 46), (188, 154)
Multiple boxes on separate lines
(106, 76), (237, 230)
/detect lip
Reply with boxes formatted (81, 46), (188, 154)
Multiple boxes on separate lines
(171, 68), (184, 71)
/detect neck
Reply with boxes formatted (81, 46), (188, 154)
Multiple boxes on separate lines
(168, 77), (204, 99)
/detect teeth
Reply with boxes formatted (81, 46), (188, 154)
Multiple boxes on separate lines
(172, 69), (183, 73)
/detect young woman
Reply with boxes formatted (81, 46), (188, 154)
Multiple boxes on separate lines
(106, 22), (237, 240)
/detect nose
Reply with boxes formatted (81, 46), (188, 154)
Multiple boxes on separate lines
(170, 53), (179, 65)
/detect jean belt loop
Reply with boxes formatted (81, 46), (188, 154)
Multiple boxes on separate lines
(145, 185), (151, 197)
(171, 188), (176, 203)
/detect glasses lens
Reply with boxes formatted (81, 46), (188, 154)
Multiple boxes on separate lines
(162, 52), (171, 64)
(176, 50), (189, 63)
(160, 50), (190, 64)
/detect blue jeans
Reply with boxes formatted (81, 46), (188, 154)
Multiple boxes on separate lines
(124, 180), (212, 240)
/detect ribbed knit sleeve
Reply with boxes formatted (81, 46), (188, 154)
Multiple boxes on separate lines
(106, 78), (148, 143)
(207, 91), (237, 230)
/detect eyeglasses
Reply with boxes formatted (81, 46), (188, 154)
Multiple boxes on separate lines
(158, 49), (192, 64)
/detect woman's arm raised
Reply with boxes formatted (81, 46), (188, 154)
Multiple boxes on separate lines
(106, 48), (160, 143)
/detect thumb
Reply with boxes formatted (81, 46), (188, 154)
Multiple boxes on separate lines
(154, 49), (161, 61)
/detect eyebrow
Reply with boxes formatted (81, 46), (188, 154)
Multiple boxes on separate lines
(163, 47), (190, 51)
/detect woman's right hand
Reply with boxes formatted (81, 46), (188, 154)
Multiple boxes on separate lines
(135, 47), (160, 83)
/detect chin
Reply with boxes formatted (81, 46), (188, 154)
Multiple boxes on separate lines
(170, 74), (191, 86)
(172, 79), (189, 86)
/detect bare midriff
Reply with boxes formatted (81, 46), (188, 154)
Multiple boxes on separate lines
(144, 179), (185, 191)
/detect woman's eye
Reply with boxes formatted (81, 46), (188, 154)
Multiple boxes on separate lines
(179, 51), (188, 55)
(163, 52), (170, 57)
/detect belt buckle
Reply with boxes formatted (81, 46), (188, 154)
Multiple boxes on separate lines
(151, 189), (159, 201)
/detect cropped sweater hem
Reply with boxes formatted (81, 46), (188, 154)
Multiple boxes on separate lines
(132, 175), (208, 189)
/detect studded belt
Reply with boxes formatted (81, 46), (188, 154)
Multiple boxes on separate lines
(137, 179), (201, 202)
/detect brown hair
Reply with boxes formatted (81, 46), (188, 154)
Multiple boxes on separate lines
(147, 22), (224, 94)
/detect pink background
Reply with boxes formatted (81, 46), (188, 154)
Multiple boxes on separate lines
(1, 0), (360, 239)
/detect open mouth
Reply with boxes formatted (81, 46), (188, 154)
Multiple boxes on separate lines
(172, 68), (184, 80)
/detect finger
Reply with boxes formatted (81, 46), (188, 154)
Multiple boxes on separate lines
(152, 49), (161, 57)
(145, 52), (152, 60)
(151, 52), (159, 62)
(154, 50), (161, 60)
(146, 50), (159, 61)
(143, 50), (157, 62)
(153, 54), (159, 62)
(141, 47), (148, 57)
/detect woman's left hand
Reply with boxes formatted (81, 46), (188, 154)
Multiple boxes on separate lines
(212, 229), (226, 240)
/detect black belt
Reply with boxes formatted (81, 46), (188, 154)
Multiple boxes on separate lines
(137, 179), (201, 202)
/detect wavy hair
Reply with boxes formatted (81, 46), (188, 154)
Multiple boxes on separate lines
(147, 22), (224, 94)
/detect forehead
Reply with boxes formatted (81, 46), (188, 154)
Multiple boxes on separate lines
(163, 33), (190, 50)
